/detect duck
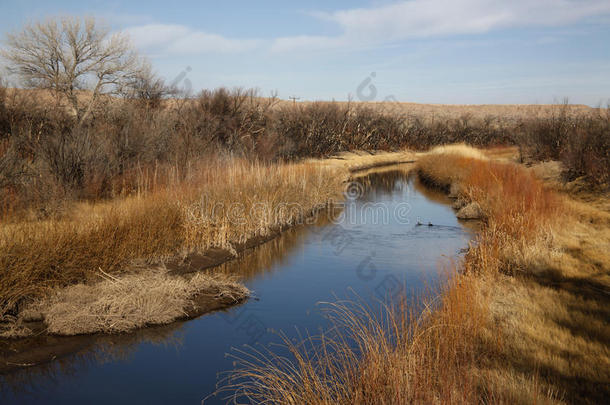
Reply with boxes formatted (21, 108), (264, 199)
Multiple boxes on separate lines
(416, 220), (434, 227)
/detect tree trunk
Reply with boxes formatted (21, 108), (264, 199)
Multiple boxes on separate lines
(66, 88), (80, 122)
(79, 78), (103, 125)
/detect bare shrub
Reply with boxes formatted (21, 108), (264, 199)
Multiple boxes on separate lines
(121, 63), (170, 110)
(0, 140), (26, 190)
(517, 104), (610, 186)
(560, 108), (610, 184)
(1, 80), (606, 215)
(40, 129), (96, 192)
(273, 102), (407, 158)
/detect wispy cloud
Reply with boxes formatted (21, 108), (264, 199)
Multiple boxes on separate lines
(125, 24), (262, 55)
(270, 35), (347, 53)
(125, 1), (610, 55)
(98, 12), (154, 27)
(271, 0), (610, 52)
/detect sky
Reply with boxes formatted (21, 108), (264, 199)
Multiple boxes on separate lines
(1, 0), (609, 105)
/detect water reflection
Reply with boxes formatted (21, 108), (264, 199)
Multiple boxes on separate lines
(216, 208), (342, 282)
(1, 166), (475, 404)
(1, 323), (185, 397)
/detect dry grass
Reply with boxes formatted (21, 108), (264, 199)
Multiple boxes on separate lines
(219, 145), (608, 404)
(2, 152), (414, 337)
(425, 143), (489, 160)
(0, 158), (344, 330)
(26, 269), (248, 335)
(219, 274), (489, 404)
(310, 150), (415, 172)
(9, 88), (594, 121)
(416, 146), (608, 403)
(278, 99), (594, 120)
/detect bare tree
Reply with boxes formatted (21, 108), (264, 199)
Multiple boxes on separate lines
(121, 61), (170, 108)
(1, 16), (145, 124)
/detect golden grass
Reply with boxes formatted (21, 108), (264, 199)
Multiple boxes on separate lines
(28, 269), (248, 335)
(311, 150), (415, 172)
(415, 146), (608, 403)
(425, 143), (490, 161)
(0, 158), (345, 333)
(275, 98), (595, 120)
(7, 88), (595, 121)
(219, 275), (488, 404)
(219, 145), (608, 404)
(2, 152), (416, 336)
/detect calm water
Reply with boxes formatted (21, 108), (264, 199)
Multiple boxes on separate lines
(1, 168), (474, 404)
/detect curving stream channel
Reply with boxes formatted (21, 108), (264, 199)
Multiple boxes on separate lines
(1, 166), (476, 404)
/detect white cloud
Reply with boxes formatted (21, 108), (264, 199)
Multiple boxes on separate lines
(270, 35), (347, 53)
(125, 1), (610, 55)
(98, 12), (154, 27)
(272, 0), (610, 52)
(125, 24), (262, 55)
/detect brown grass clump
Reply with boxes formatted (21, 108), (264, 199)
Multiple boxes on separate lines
(218, 273), (490, 404)
(425, 143), (490, 161)
(0, 195), (184, 317)
(418, 144), (562, 238)
(218, 145), (608, 404)
(27, 269), (248, 336)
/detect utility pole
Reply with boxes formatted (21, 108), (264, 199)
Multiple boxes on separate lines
(289, 95), (300, 106)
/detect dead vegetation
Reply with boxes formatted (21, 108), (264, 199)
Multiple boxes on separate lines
(24, 269), (248, 336)
(219, 145), (609, 404)
(0, 158), (343, 335)
(2, 79), (607, 219)
(1, 16), (607, 398)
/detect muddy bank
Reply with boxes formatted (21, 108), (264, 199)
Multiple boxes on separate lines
(0, 216), (321, 375)
(1, 201), (337, 339)
(167, 219), (312, 276)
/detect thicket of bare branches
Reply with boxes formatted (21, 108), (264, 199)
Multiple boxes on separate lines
(516, 103), (610, 184)
(3, 80), (606, 217)
(0, 17), (607, 216)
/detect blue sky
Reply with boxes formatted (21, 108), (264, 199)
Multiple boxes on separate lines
(1, 0), (609, 105)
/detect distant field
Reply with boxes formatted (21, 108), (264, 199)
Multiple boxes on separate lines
(276, 99), (596, 118)
(5, 87), (596, 119)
